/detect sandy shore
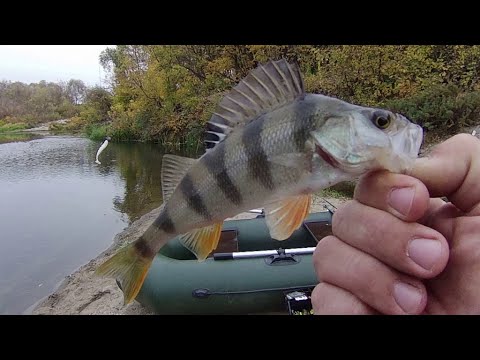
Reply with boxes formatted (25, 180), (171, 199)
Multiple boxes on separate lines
(30, 196), (346, 315)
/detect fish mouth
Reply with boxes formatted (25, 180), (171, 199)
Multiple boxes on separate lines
(383, 118), (424, 173)
(314, 138), (373, 175)
(316, 143), (339, 169)
(393, 122), (424, 160)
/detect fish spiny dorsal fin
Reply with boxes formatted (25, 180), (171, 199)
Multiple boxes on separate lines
(161, 154), (197, 201)
(204, 58), (306, 151)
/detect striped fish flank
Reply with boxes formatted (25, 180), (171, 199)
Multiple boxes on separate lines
(202, 141), (243, 207)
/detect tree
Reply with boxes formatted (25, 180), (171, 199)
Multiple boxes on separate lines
(66, 79), (87, 105)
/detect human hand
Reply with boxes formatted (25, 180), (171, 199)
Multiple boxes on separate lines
(311, 134), (480, 314)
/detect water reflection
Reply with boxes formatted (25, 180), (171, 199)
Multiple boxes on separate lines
(0, 134), (199, 314)
(98, 141), (198, 224)
(111, 142), (165, 224)
(0, 132), (45, 144)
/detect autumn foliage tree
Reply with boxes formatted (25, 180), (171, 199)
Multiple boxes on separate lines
(4, 46), (480, 144)
(0, 79), (86, 125)
(95, 45), (480, 147)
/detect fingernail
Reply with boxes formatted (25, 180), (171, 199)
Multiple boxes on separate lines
(389, 187), (415, 216)
(407, 238), (442, 271)
(393, 282), (423, 314)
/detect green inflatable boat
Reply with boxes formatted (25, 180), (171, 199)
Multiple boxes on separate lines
(123, 210), (333, 315)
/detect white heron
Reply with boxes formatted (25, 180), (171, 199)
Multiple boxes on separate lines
(95, 136), (111, 164)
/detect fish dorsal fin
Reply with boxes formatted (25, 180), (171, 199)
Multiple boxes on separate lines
(178, 222), (223, 261)
(161, 154), (196, 202)
(264, 194), (312, 241)
(205, 58), (306, 150)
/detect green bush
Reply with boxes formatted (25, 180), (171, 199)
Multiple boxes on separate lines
(109, 126), (138, 142)
(383, 84), (480, 131)
(85, 124), (110, 140)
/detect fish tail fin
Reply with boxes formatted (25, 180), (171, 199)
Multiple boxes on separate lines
(95, 239), (154, 305)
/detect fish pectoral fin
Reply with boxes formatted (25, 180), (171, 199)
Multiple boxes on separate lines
(178, 223), (223, 261)
(161, 154), (197, 201)
(264, 194), (312, 241)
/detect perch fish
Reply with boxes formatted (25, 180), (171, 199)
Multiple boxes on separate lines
(96, 59), (423, 304)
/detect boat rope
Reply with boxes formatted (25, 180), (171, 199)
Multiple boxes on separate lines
(192, 284), (317, 298)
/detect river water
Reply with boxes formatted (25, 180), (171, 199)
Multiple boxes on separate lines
(0, 132), (193, 314)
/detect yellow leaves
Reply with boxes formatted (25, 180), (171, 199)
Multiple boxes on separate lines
(102, 45), (480, 145)
(307, 45), (480, 105)
(206, 57), (235, 74)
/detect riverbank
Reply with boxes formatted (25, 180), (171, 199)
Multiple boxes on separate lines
(21, 119), (70, 132)
(30, 195), (346, 315)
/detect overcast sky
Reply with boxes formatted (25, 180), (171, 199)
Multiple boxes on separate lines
(0, 45), (115, 86)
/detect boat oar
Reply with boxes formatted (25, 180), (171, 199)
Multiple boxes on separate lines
(213, 247), (316, 261)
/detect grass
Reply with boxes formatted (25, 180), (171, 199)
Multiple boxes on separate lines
(49, 119), (204, 154)
(317, 181), (356, 200)
(0, 132), (42, 144)
(0, 122), (29, 133)
(49, 119), (110, 141)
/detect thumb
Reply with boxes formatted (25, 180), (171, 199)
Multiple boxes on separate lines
(408, 134), (480, 215)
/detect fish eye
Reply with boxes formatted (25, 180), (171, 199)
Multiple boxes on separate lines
(372, 112), (391, 129)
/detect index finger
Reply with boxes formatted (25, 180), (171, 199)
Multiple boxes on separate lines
(409, 134), (480, 215)
(353, 170), (430, 222)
